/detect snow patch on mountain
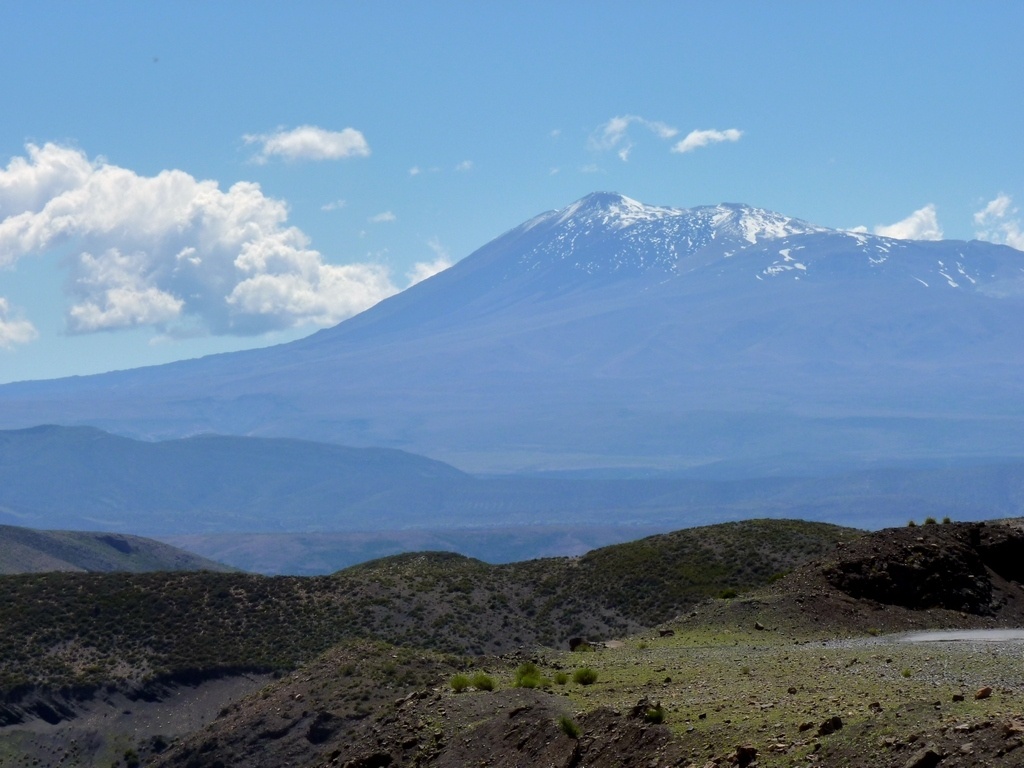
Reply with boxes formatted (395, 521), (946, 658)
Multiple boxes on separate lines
(709, 203), (826, 244)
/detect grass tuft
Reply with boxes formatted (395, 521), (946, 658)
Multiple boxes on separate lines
(557, 714), (581, 738)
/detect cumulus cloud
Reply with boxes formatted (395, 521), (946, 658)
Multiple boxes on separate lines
(974, 194), (1024, 250)
(454, 160), (473, 172)
(871, 204), (943, 241)
(369, 211), (396, 223)
(671, 128), (743, 154)
(406, 238), (453, 286)
(243, 125), (370, 163)
(0, 143), (399, 336)
(0, 298), (37, 349)
(68, 249), (185, 331)
(590, 115), (679, 161)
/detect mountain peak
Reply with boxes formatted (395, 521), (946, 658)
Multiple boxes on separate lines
(512, 193), (829, 278)
(548, 193), (826, 243)
(554, 192), (670, 227)
(575, 191), (637, 209)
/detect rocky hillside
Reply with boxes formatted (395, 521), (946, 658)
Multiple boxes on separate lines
(147, 518), (1024, 768)
(0, 519), (855, 699)
(745, 517), (1024, 636)
(5, 518), (1024, 767)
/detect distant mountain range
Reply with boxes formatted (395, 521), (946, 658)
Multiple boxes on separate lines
(0, 425), (467, 534)
(1, 426), (1023, 573)
(0, 523), (231, 574)
(1, 192), (1022, 475)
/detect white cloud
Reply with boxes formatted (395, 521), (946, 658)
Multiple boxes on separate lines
(369, 211), (396, 223)
(0, 142), (93, 229)
(226, 258), (395, 332)
(243, 125), (370, 163)
(68, 249), (185, 331)
(974, 194), (1024, 250)
(406, 238), (453, 286)
(321, 199), (347, 211)
(0, 142), (399, 336)
(408, 166), (422, 176)
(454, 160), (473, 172)
(873, 204), (943, 241)
(590, 115), (679, 161)
(0, 298), (37, 348)
(974, 194), (1013, 223)
(671, 128), (743, 154)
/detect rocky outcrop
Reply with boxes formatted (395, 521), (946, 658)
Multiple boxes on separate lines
(822, 522), (1024, 614)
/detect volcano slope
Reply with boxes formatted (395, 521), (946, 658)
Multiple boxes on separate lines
(4, 518), (1024, 767)
(3, 193), (1023, 476)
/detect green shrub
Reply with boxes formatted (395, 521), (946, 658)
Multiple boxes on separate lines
(553, 671), (569, 685)
(557, 714), (581, 738)
(907, 520), (917, 527)
(942, 516), (952, 524)
(516, 661), (539, 678)
(450, 673), (470, 692)
(923, 517), (937, 525)
(515, 662), (543, 689)
(644, 704), (665, 724)
(471, 672), (495, 691)
(572, 667), (598, 685)
(901, 667), (912, 678)
(719, 588), (738, 599)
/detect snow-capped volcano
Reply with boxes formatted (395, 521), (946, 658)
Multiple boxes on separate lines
(507, 192), (828, 277)
(1, 192), (1022, 476)
(466, 192), (1021, 297)
(546, 192), (824, 243)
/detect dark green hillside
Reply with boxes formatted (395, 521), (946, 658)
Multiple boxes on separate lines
(0, 524), (232, 574)
(0, 520), (855, 698)
(533, 518), (859, 627)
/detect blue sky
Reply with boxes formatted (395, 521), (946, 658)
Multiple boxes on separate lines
(1, 1), (1021, 383)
